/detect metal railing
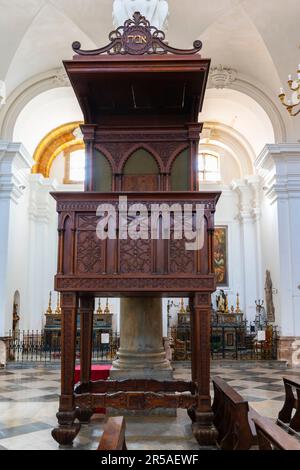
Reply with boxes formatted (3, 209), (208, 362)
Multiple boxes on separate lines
(6, 322), (278, 364)
(6, 330), (120, 363)
(170, 322), (278, 361)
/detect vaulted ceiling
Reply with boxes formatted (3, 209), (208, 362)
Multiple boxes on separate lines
(2, 0), (300, 156)
(1, 0), (299, 96)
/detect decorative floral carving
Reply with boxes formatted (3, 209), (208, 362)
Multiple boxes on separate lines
(170, 238), (196, 274)
(56, 276), (215, 291)
(209, 65), (237, 89)
(119, 239), (152, 273)
(76, 232), (103, 274)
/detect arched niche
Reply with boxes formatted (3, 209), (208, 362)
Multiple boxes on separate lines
(123, 148), (160, 191)
(93, 150), (112, 192)
(170, 149), (189, 191)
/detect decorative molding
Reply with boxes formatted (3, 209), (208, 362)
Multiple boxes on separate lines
(208, 73), (287, 144)
(0, 69), (73, 140)
(209, 65), (237, 89)
(202, 122), (255, 175)
(0, 142), (33, 203)
(113, 0), (169, 31)
(27, 174), (57, 223)
(32, 121), (84, 177)
(53, 68), (71, 88)
(0, 80), (6, 106)
(232, 176), (261, 222)
(56, 275), (216, 292)
(255, 144), (300, 203)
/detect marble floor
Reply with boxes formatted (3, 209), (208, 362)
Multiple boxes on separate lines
(0, 362), (299, 451)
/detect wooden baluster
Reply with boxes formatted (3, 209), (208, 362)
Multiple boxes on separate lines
(191, 293), (218, 445)
(52, 293), (80, 446)
(77, 296), (95, 424)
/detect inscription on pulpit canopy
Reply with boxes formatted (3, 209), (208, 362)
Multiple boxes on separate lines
(123, 25), (152, 54)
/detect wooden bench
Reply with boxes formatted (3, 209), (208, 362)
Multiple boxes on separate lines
(277, 376), (300, 434)
(97, 417), (127, 451)
(253, 415), (300, 450)
(212, 376), (261, 450)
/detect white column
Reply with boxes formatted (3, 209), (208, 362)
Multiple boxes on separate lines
(256, 144), (300, 339)
(26, 174), (58, 330)
(232, 178), (261, 322)
(0, 141), (33, 335)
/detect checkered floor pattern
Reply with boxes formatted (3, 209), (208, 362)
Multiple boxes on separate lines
(0, 362), (299, 450)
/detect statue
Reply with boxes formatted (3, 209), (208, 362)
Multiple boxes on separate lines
(113, 0), (169, 30)
(265, 270), (275, 322)
(216, 290), (226, 313)
(12, 303), (20, 331)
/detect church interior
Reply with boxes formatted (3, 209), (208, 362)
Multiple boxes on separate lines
(1, 0), (300, 453)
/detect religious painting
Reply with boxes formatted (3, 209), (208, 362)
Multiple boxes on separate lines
(214, 226), (228, 286)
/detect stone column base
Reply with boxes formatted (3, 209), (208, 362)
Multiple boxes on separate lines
(277, 336), (300, 367)
(109, 366), (175, 416)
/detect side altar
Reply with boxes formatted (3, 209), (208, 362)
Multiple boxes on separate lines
(44, 294), (114, 349)
(51, 13), (220, 447)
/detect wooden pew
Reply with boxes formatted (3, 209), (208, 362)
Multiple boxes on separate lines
(212, 376), (260, 450)
(253, 415), (300, 450)
(277, 376), (300, 433)
(97, 417), (127, 451)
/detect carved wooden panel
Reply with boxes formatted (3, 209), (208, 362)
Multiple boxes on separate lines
(122, 174), (159, 191)
(119, 239), (152, 274)
(76, 231), (103, 274)
(169, 237), (196, 274)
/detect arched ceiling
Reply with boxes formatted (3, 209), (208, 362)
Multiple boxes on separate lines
(200, 89), (275, 157)
(13, 87), (83, 155)
(1, 0), (299, 98)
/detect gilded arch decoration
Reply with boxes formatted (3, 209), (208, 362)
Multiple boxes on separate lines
(32, 121), (84, 177)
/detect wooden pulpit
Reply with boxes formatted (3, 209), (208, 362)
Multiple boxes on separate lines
(51, 12), (220, 447)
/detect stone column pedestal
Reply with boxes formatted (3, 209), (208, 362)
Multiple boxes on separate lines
(278, 337), (300, 367)
(111, 297), (172, 379)
(110, 297), (174, 416)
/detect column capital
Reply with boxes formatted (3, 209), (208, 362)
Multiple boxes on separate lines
(27, 174), (57, 223)
(0, 141), (33, 203)
(232, 178), (258, 221)
(255, 144), (300, 203)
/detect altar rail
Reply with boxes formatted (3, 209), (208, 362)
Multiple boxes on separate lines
(6, 330), (119, 363)
(6, 325), (278, 363)
(171, 322), (278, 361)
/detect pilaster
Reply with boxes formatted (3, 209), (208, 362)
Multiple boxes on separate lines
(255, 144), (300, 364)
(232, 176), (262, 322)
(0, 142), (33, 335)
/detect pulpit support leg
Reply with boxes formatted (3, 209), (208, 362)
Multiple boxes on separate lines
(190, 293), (218, 446)
(52, 293), (81, 446)
(76, 295), (95, 424)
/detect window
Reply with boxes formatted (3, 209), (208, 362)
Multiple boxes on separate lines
(64, 149), (86, 184)
(198, 152), (220, 183)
